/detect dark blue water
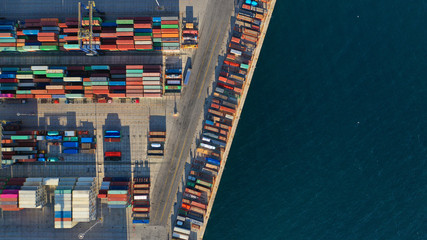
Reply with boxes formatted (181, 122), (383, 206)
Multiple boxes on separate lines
(204, 1), (427, 239)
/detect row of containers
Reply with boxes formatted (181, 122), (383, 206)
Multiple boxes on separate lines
(172, 1), (270, 239)
(0, 65), (163, 99)
(1, 129), (95, 167)
(147, 131), (166, 157)
(132, 177), (151, 224)
(165, 66), (183, 94)
(0, 16), (180, 52)
(0, 177), (97, 229)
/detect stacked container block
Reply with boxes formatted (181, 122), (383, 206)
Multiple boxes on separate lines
(0, 65), (162, 100)
(0, 20), (17, 52)
(1, 129), (95, 166)
(147, 131), (166, 156)
(72, 177), (97, 223)
(98, 177), (130, 208)
(0, 16), (178, 52)
(18, 178), (47, 208)
(142, 65), (163, 97)
(132, 177), (150, 224)
(54, 178), (76, 229)
(0, 178), (25, 211)
(164, 67), (182, 94)
(160, 17), (180, 50)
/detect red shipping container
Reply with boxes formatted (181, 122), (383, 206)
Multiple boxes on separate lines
(126, 65), (144, 70)
(161, 20), (179, 25)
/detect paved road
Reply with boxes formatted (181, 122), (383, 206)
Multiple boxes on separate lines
(150, 0), (234, 226)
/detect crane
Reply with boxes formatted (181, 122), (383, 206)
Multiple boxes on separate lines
(78, 1), (103, 56)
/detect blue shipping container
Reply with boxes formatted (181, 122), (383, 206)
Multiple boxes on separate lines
(63, 142), (79, 148)
(63, 149), (78, 154)
(80, 137), (93, 143)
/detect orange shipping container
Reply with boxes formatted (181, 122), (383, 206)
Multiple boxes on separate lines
(161, 28), (179, 34)
(161, 33), (179, 38)
(31, 90), (48, 94)
(34, 94), (52, 99)
(134, 36), (152, 41)
(65, 85), (83, 90)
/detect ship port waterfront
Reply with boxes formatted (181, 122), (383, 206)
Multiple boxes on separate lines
(0, 0), (275, 239)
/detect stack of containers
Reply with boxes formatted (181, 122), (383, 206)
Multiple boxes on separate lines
(160, 17), (179, 51)
(90, 65), (110, 98)
(1, 129), (37, 165)
(62, 18), (80, 51)
(72, 177), (97, 223)
(0, 20), (17, 52)
(97, 180), (110, 199)
(134, 17), (153, 50)
(18, 177), (46, 208)
(142, 65), (162, 97)
(0, 65), (167, 101)
(116, 18), (135, 51)
(0, 178), (25, 211)
(147, 131), (166, 156)
(164, 67), (182, 94)
(54, 178), (76, 229)
(103, 177), (130, 208)
(0, 67), (18, 98)
(152, 17), (162, 51)
(125, 65), (144, 97)
(38, 18), (60, 51)
(100, 20), (118, 51)
(132, 177), (150, 224)
(109, 65), (126, 97)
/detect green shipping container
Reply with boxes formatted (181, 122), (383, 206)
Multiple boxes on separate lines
(178, 209), (188, 216)
(16, 90), (32, 94)
(126, 73), (143, 78)
(153, 42), (162, 47)
(142, 77), (160, 81)
(126, 69), (143, 74)
(65, 94), (85, 98)
(186, 181), (195, 188)
(161, 24), (179, 29)
(196, 179), (212, 188)
(135, 33), (152, 36)
(54, 189), (72, 194)
(91, 81), (108, 86)
(116, 28), (134, 32)
(63, 44), (80, 49)
(11, 135), (31, 140)
(165, 86), (182, 90)
(64, 137), (79, 142)
(83, 82), (92, 86)
(84, 66), (92, 71)
(40, 45), (59, 51)
(240, 64), (249, 69)
(153, 38), (162, 42)
(33, 70), (46, 75)
(46, 73), (64, 78)
(107, 190), (128, 194)
(116, 19), (134, 24)
(161, 42), (179, 47)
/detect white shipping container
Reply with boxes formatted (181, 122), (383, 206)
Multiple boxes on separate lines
(134, 41), (152, 45)
(230, 49), (242, 56)
(64, 131), (75, 137)
(134, 195), (148, 200)
(200, 143), (216, 150)
(63, 77), (82, 82)
(31, 66), (48, 70)
(172, 232), (189, 240)
(36, 136), (45, 140)
(173, 226), (191, 235)
(16, 74), (34, 79)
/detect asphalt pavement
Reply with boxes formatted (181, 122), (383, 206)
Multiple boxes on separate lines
(150, 0), (234, 226)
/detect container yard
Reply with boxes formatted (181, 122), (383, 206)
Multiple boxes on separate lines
(0, 16), (179, 53)
(0, 0), (274, 239)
